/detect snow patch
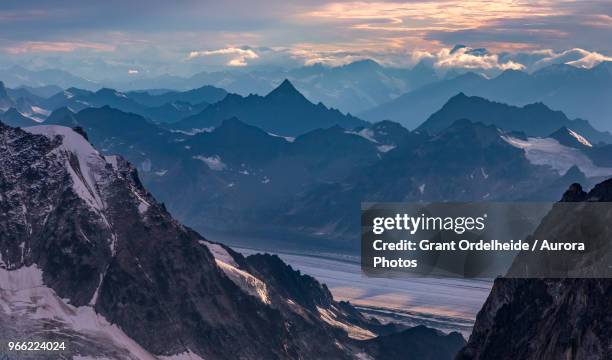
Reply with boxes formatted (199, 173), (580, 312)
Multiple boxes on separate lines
(567, 128), (593, 148)
(198, 240), (238, 267)
(31, 106), (51, 117)
(316, 306), (376, 340)
(0, 265), (159, 360)
(376, 144), (395, 153)
(502, 135), (612, 177)
(104, 155), (119, 171)
(171, 128), (213, 136)
(193, 155), (226, 171)
(198, 241), (270, 305)
(158, 350), (206, 360)
(345, 128), (378, 143)
(267, 132), (295, 142)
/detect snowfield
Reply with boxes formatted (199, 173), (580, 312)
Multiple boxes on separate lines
(502, 135), (612, 177)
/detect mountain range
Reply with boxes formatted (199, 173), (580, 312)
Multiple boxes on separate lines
(418, 93), (612, 144)
(361, 62), (612, 133)
(103, 59), (439, 115)
(5, 75), (612, 252)
(5, 60), (612, 131)
(0, 78), (367, 137)
(0, 59), (438, 115)
(0, 65), (99, 90)
(40, 86), (225, 123)
(0, 121), (465, 359)
(38, 96), (612, 252)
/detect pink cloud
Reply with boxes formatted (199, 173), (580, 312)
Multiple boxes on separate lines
(5, 41), (115, 54)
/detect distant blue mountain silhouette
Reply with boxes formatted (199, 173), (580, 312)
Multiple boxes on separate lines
(418, 93), (612, 144)
(361, 62), (612, 133)
(172, 79), (368, 136)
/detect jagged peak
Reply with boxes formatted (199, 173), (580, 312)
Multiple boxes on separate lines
(217, 116), (253, 130)
(450, 92), (469, 100)
(210, 117), (276, 139)
(95, 87), (125, 97)
(549, 126), (593, 148)
(561, 182), (587, 202)
(265, 79), (305, 99)
(49, 106), (74, 117)
(3, 107), (23, 116)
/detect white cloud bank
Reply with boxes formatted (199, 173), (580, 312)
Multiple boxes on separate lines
(188, 47), (259, 67)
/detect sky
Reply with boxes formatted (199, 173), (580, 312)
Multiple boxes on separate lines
(1, 0), (611, 79)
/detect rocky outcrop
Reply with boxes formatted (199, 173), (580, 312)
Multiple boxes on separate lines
(457, 178), (612, 360)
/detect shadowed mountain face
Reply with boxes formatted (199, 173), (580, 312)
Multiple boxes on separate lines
(0, 107), (39, 127)
(361, 62), (612, 133)
(0, 81), (14, 111)
(0, 121), (465, 359)
(125, 85), (227, 107)
(173, 79), (369, 136)
(41, 103), (612, 252)
(418, 93), (612, 144)
(457, 180), (612, 360)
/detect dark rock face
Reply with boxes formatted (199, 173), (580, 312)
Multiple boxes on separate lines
(364, 326), (465, 360)
(0, 121), (462, 359)
(0, 81), (14, 110)
(457, 178), (612, 360)
(0, 122), (354, 359)
(561, 182), (587, 202)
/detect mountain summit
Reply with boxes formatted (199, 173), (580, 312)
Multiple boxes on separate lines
(418, 93), (612, 143)
(173, 79), (369, 136)
(266, 79), (303, 98)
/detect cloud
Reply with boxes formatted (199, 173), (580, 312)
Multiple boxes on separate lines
(434, 47), (525, 70)
(188, 47), (259, 67)
(532, 48), (612, 69)
(402, 46), (612, 74)
(302, 1), (564, 31)
(414, 46), (525, 71)
(5, 41), (115, 54)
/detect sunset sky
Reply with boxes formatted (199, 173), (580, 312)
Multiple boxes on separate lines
(1, 0), (611, 78)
